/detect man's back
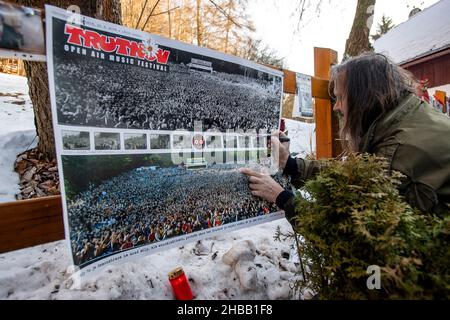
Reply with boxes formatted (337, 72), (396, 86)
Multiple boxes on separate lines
(368, 94), (450, 215)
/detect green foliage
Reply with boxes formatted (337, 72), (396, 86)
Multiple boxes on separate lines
(290, 153), (449, 299)
(371, 14), (396, 41)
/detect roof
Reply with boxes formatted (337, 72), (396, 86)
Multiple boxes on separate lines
(373, 0), (450, 65)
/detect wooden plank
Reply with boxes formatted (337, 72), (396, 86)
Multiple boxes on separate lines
(280, 69), (329, 121)
(314, 47), (338, 159)
(311, 77), (331, 100)
(263, 63), (330, 99)
(283, 69), (296, 94)
(269, 65), (330, 99)
(0, 196), (65, 253)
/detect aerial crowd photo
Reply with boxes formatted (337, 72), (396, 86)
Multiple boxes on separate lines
(63, 153), (290, 267)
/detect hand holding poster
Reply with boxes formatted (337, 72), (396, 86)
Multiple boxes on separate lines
(45, 5), (288, 279)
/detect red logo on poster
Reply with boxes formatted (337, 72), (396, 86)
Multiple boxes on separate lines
(192, 134), (205, 150)
(64, 24), (171, 64)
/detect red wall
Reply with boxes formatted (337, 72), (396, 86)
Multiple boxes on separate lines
(403, 53), (450, 88)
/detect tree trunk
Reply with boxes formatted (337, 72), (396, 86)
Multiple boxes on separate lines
(22, 61), (55, 158)
(196, 0), (202, 46)
(167, 0), (172, 38)
(95, 0), (122, 23)
(224, 1), (232, 53)
(343, 0), (376, 60)
(10, 0), (122, 161)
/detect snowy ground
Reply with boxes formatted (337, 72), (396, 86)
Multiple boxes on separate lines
(0, 73), (312, 300)
(0, 220), (303, 300)
(0, 73), (37, 202)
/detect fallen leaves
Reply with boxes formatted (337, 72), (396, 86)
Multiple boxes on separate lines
(14, 148), (60, 200)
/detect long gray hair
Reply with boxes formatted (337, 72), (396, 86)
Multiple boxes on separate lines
(329, 52), (418, 151)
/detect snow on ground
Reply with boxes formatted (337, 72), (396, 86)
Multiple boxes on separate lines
(0, 73), (37, 202)
(0, 219), (302, 300)
(0, 73), (309, 300)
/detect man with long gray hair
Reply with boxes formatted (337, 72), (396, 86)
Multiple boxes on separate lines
(241, 52), (450, 218)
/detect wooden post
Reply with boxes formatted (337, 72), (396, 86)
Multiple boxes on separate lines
(0, 196), (64, 253)
(282, 69), (297, 94)
(435, 90), (447, 114)
(314, 47), (338, 159)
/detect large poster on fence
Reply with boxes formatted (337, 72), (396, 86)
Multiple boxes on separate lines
(46, 5), (287, 278)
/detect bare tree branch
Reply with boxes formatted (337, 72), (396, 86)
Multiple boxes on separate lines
(150, 6), (180, 18)
(291, 0), (324, 34)
(297, 0), (306, 30)
(208, 0), (243, 29)
(135, 0), (150, 29)
(141, 0), (162, 31)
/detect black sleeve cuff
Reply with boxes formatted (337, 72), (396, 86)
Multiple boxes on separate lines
(283, 156), (298, 176)
(276, 189), (294, 210)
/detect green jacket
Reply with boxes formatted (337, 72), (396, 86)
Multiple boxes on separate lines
(281, 94), (450, 219)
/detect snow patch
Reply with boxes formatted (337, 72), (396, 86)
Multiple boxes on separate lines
(222, 240), (256, 267)
(0, 73), (37, 202)
(0, 219), (305, 299)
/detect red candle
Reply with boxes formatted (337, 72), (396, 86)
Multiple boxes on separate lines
(168, 267), (193, 300)
(280, 118), (286, 132)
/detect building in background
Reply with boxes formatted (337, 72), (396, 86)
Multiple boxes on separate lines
(374, 0), (450, 114)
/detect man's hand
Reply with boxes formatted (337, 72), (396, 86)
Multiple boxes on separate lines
(271, 130), (290, 170)
(239, 168), (284, 203)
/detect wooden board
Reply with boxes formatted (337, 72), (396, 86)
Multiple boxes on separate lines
(314, 47), (338, 159)
(0, 196), (64, 253)
(281, 68), (329, 122)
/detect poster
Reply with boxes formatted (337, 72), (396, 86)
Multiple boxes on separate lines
(0, 1), (45, 61)
(292, 73), (313, 118)
(45, 5), (287, 278)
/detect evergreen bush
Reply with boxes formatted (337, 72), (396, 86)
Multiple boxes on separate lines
(287, 153), (449, 299)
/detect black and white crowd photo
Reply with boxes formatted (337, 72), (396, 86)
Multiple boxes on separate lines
(150, 134), (170, 149)
(124, 133), (147, 150)
(62, 130), (90, 150)
(94, 132), (120, 150)
(63, 153), (289, 267)
(51, 17), (283, 134)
